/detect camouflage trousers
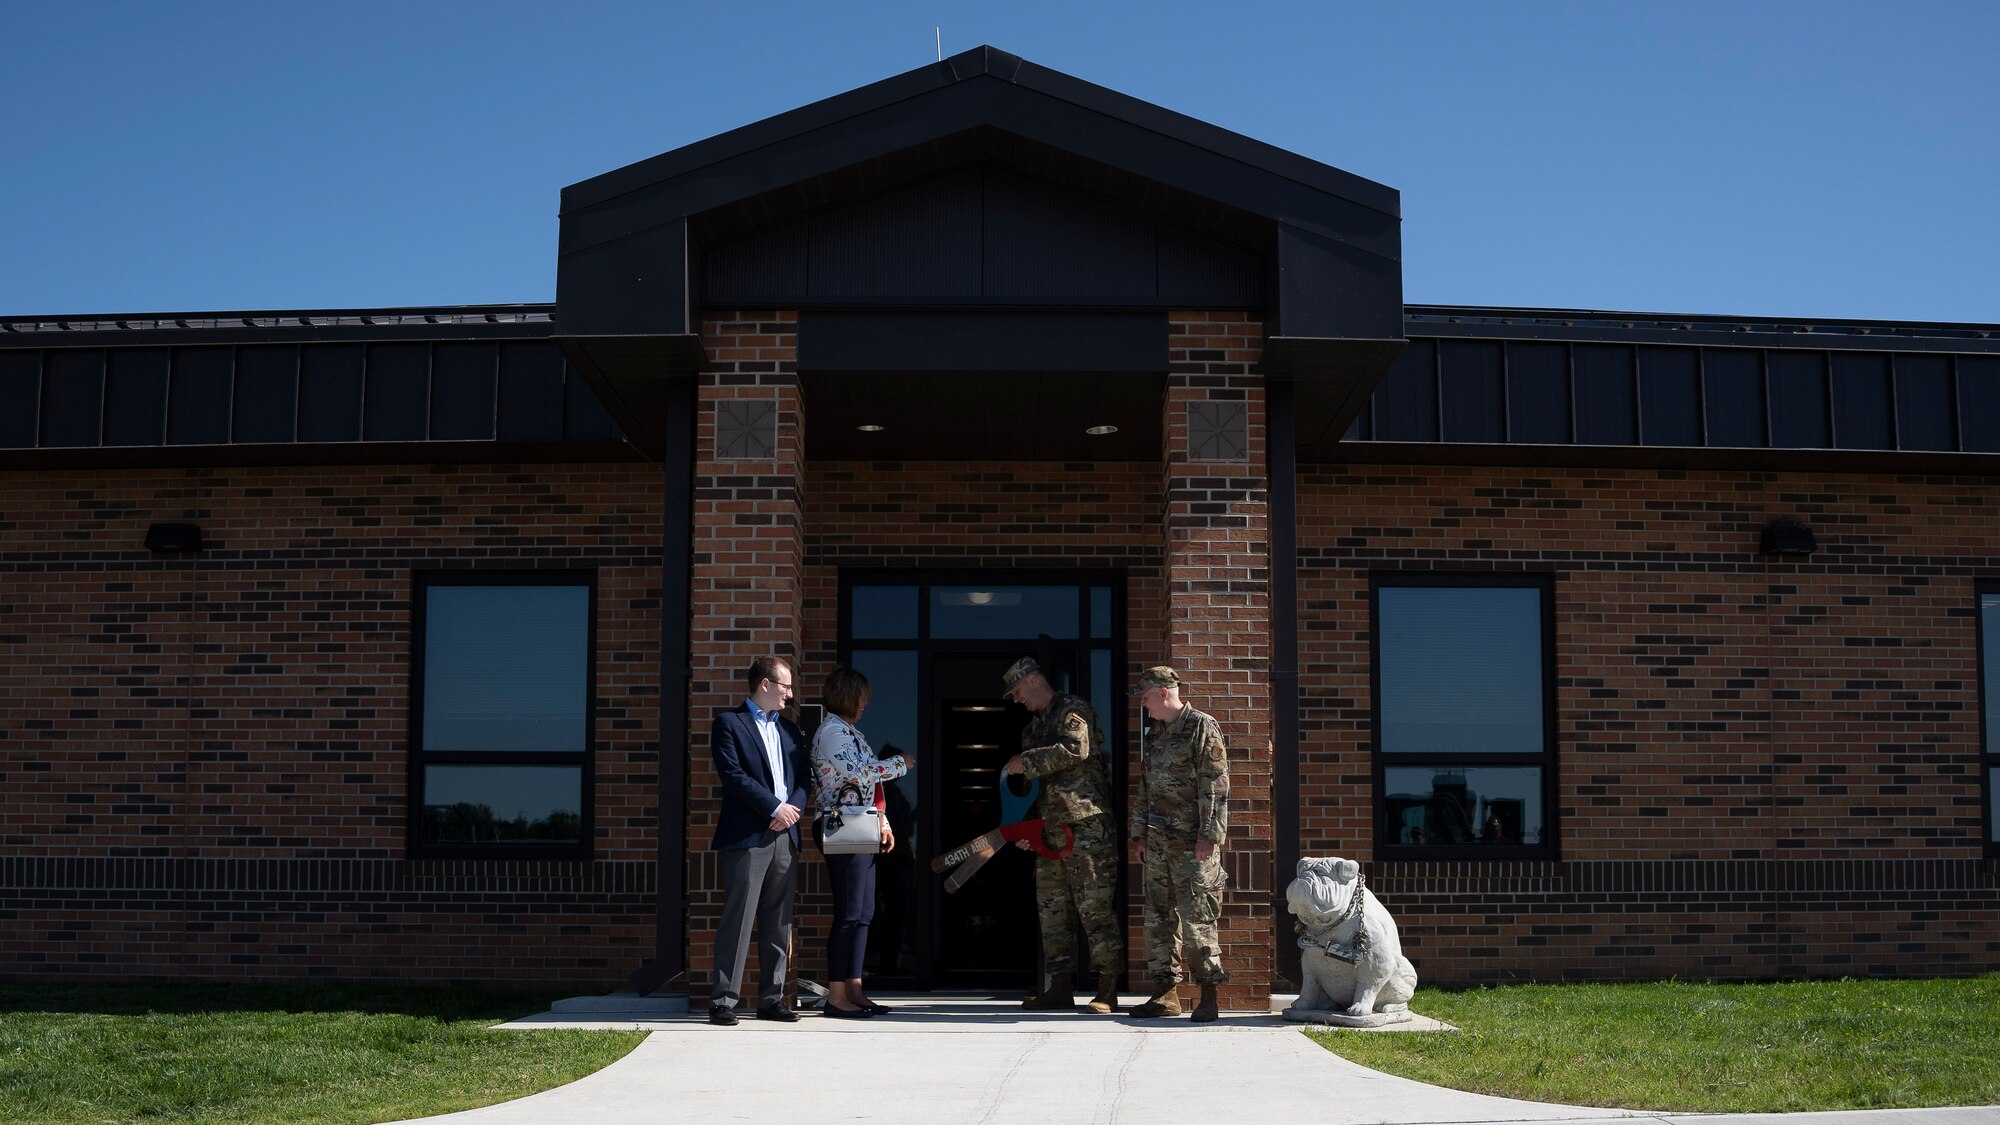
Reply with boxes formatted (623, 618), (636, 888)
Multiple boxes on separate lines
(1142, 836), (1228, 985)
(1034, 815), (1124, 976)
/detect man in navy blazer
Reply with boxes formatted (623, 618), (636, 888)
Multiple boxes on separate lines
(707, 654), (810, 1025)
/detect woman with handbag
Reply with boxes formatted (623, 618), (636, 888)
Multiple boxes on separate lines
(811, 665), (913, 1019)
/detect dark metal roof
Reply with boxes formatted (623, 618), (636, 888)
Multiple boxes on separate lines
(1406, 305), (2000, 351)
(10, 298), (2000, 469)
(0, 304), (632, 469)
(552, 45), (1409, 458)
(1330, 306), (2000, 471)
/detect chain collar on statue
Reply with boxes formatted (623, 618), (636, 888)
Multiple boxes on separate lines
(1295, 872), (1371, 964)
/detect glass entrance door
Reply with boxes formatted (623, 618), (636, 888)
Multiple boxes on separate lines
(841, 574), (1124, 989)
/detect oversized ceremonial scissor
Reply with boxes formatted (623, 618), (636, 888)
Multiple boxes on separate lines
(931, 769), (1073, 893)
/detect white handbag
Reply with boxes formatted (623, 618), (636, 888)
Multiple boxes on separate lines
(820, 805), (883, 855)
(819, 780), (882, 855)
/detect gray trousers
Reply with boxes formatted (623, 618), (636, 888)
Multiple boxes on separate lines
(709, 831), (796, 1009)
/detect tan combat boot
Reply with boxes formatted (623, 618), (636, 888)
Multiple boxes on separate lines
(1190, 983), (1219, 1023)
(1128, 977), (1181, 1018)
(1020, 972), (1074, 1010)
(1086, 977), (1120, 1014)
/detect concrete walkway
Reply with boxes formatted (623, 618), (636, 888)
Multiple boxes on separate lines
(389, 996), (2000, 1125)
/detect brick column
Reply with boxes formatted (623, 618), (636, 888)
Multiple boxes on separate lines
(1162, 310), (1273, 1011)
(687, 310), (804, 996)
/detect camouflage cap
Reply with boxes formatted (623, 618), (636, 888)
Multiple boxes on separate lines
(1130, 665), (1182, 696)
(1000, 656), (1045, 697)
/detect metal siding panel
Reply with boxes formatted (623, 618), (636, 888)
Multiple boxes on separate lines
(1893, 353), (1954, 452)
(105, 348), (171, 447)
(1767, 351), (1830, 449)
(808, 173), (983, 298)
(1155, 227), (1262, 305)
(0, 351), (38, 448)
(1960, 356), (2000, 453)
(298, 344), (365, 442)
(563, 362), (621, 441)
(984, 171), (1158, 298)
(40, 349), (105, 447)
(498, 343), (565, 442)
(1438, 340), (1504, 442)
(1504, 342), (1571, 444)
(1829, 352), (1894, 450)
(233, 345), (299, 444)
(1371, 340), (1438, 442)
(703, 223), (809, 303)
(430, 343), (497, 441)
(1638, 346), (1702, 446)
(364, 343), (430, 442)
(166, 347), (231, 446)
(1573, 344), (1637, 445)
(1702, 349), (1766, 448)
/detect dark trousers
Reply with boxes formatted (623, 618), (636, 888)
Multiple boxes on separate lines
(825, 851), (877, 981)
(710, 831), (796, 1009)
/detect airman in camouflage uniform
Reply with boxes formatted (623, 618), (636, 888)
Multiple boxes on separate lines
(1129, 665), (1229, 1022)
(1002, 657), (1124, 1014)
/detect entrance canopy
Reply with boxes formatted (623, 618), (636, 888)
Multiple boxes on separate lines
(555, 45), (1405, 459)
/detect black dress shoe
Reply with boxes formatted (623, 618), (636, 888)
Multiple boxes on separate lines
(707, 1005), (739, 1026)
(755, 1003), (801, 1022)
(822, 1003), (874, 1020)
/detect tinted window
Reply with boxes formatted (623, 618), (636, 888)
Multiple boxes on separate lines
(421, 765), (582, 845)
(930, 585), (1079, 639)
(852, 586), (918, 639)
(1383, 765), (1545, 847)
(1378, 585), (1544, 755)
(422, 584), (589, 752)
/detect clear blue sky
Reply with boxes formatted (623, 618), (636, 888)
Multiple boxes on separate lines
(5, 1), (1994, 323)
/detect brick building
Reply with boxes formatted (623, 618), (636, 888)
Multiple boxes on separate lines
(4, 48), (1996, 1008)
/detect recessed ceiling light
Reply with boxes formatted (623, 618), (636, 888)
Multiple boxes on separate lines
(856, 424), (885, 432)
(1085, 424), (1118, 436)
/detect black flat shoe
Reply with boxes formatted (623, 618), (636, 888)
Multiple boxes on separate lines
(822, 1003), (874, 1020)
(862, 1002), (892, 1016)
(756, 1003), (801, 1022)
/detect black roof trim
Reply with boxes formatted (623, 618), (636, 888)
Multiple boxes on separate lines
(1408, 304), (2000, 349)
(0, 303), (554, 339)
(9, 299), (1993, 350)
(563, 45), (1398, 219)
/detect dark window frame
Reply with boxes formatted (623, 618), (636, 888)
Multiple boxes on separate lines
(1370, 571), (1558, 861)
(409, 569), (597, 860)
(1979, 579), (2000, 857)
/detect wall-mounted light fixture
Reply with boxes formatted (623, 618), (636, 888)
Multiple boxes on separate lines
(144, 522), (204, 554)
(1758, 517), (1816, 556)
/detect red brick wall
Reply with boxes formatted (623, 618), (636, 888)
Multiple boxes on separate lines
(1298, 464), (2000, 983)
(0, 462), (663, 985)
(1163, 311), (1273, 1009)
(686, 312), (804, 995)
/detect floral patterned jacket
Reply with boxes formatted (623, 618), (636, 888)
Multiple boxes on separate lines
(810, 713), (908, 810)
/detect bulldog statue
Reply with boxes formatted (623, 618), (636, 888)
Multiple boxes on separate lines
(1281, 856), (1417, 1026)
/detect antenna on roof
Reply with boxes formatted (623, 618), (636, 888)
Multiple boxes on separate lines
(935, 27), (942, 61)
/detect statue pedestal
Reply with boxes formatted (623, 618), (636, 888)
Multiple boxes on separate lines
(1280, 1005), (1412, 1027)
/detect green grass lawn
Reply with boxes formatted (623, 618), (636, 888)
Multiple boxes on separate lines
(1310, 974), (2000, 1113)
(0, 981), (643, 1125)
